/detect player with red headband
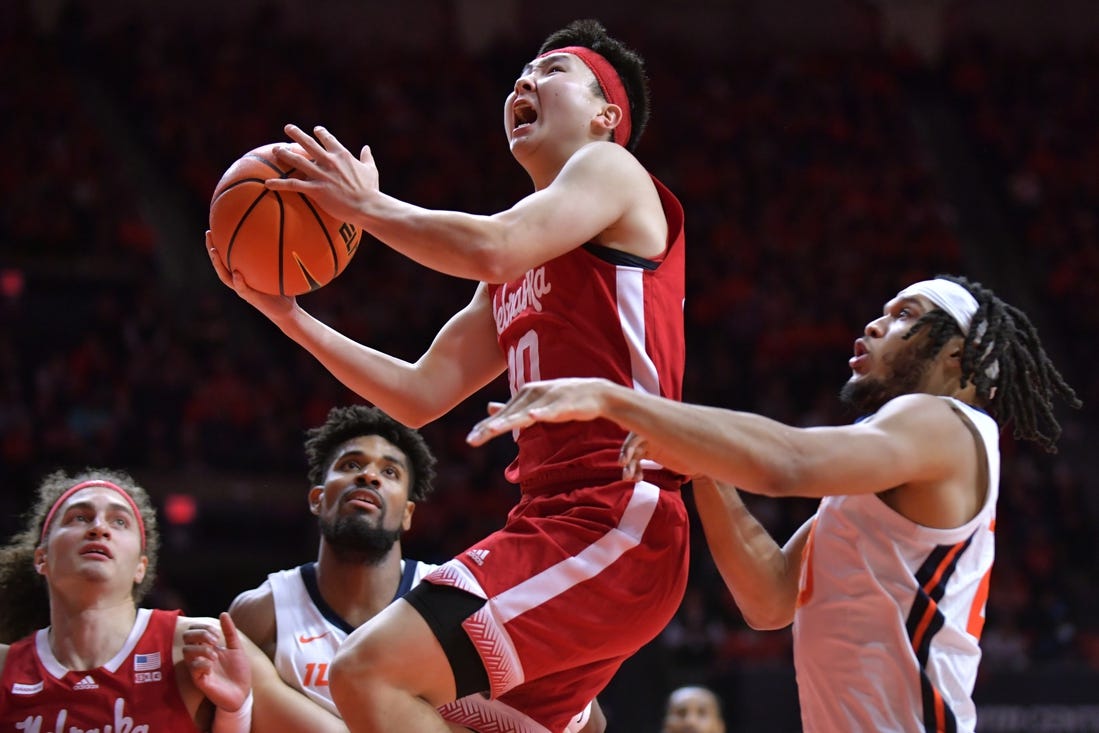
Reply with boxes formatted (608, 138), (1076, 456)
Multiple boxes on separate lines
(0, 469), (353, 733)
(208, 18), (686, 733)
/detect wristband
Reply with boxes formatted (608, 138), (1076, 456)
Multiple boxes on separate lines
(212, 691), (253, 733)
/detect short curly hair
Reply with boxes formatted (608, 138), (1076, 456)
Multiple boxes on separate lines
(304, 405), (438, 502)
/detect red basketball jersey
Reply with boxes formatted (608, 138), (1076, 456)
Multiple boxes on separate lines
(433, 174), (689, 731)
(488, 175), (686, 494)
(0, 608), (199, 733)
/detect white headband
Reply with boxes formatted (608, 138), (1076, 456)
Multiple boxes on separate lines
(897, 278), (999, 382)
(897, 279), (979, 334)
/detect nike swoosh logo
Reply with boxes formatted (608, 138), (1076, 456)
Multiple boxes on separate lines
(298, 632), (330, 644)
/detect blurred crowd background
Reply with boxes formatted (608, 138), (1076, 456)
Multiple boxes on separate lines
(3, 0), (1097, 730)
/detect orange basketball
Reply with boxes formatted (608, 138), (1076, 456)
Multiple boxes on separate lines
(209, 143), (361, 296)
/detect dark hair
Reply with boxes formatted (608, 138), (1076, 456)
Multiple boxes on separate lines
(0, 468), (161, 643)
(903, 275), (1080, 452)
(304, 405), (437, 502)
(537, 19), (650, 152)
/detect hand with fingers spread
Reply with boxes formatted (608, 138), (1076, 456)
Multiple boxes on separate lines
(183, 612), (252, 714)
(466, 378), (617, 447)
(265, 124), (380, 225)
(206, 230), (296, 319)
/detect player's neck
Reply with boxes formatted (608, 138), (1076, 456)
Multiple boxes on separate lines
(314, 543), (405, 627)
(46, 596), (138, 671)
(516, 140), (585, 191)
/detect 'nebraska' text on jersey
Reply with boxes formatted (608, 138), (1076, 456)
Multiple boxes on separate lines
(0, 608), (198, 733)
(488, 175), (686, 494)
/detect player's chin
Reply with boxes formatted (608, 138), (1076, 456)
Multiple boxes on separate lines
(508, 129), (538, 153)
(343, 506), (382, 521)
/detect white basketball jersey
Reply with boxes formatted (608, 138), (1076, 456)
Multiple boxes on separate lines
(792, 398), (999, 733)
(267, 560), (596, 731)
(268, 560), (435, 714)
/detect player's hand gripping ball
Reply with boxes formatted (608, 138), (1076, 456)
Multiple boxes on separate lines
(209, 143), (361, 295)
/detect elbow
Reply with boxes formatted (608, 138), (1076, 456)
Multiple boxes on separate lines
(748, 452), (811, 498)
(741, 607), (794, 631)
(751, 469), (802, 499)
(379, 382), (446, 429)
(386, 407), (436, 430)
(733, 429), (819, 498)
(466, 230), (532, 283)
(391, 400), (452, 430)
(736, 569), (800, 631)
(477, 256), (527, 285)
(743, 615), (793, 632)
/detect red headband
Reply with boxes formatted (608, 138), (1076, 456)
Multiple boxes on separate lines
(41, 480), (147, 550)
(540, 45), (632, 148)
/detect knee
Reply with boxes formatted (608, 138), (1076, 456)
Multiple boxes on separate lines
(328, 643), (389, 731)
(329, 642), (376, 699)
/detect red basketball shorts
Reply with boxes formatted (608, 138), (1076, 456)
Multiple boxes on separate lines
(429, 478), (689, 732)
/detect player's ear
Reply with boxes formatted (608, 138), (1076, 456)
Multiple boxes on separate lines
(402, 501), (415, 532)
(941, 335), (969, 392)
(593, 104), (623, 138)
(308, 486), (324, 516)
(133, 555), (148, 585)
(945, 335), (965, 365)
(33, 546), (47, 577)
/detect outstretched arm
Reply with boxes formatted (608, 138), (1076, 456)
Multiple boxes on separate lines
(208, 245), (506, 427)
(265, 126), (650, 282)
(468, 378), (970, 501)
(691, 477), (813, 630)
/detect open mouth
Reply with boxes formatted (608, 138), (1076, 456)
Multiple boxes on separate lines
(849, 339), (870, 370)
(513, 100), (538, 129)
(343, 488), (382, 512)
(80, 544), (112, 559)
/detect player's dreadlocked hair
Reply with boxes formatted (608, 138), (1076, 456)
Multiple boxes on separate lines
(902, 274), (1080, 452)
(538, 19), (651, 152)
(0, 469), (161, 643)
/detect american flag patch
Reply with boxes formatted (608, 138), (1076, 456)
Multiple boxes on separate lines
(133, 652), (161, 672)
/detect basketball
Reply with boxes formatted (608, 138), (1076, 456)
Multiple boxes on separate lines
(209, 143), (361, 296)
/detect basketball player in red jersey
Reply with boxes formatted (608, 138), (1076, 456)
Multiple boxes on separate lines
(0, 469), (349, 733)
(208, 18), (687, 733)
